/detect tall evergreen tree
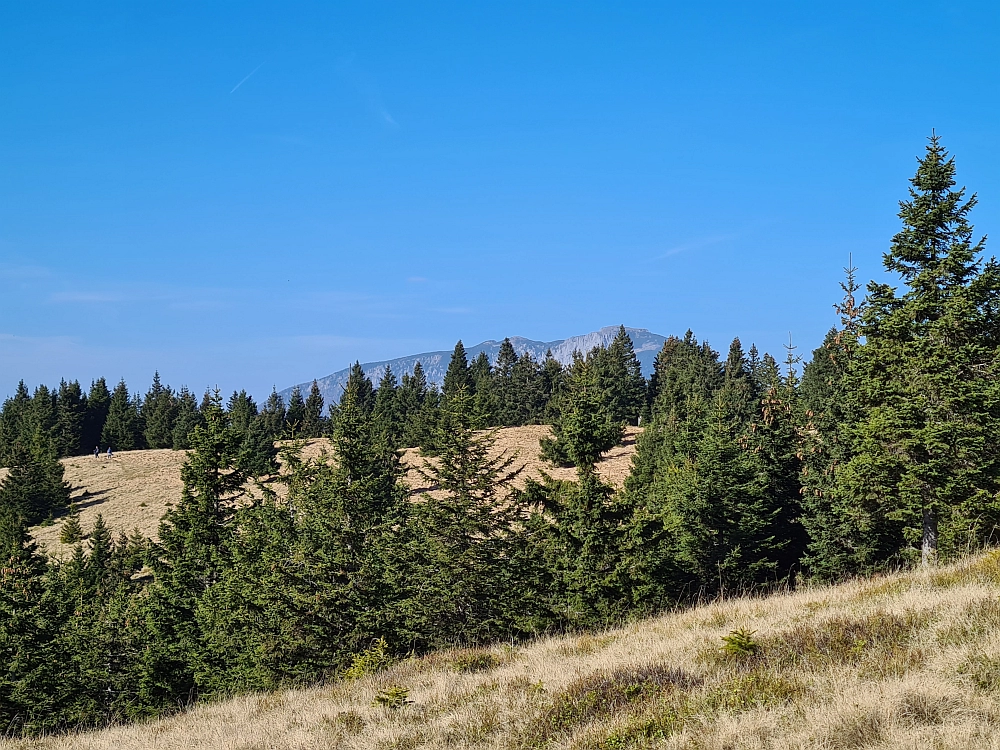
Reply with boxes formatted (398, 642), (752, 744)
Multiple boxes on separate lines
(541, 352), (624, 468)
(839, 135), (1000, 567)
(259, 388), (287, 440)
(597, 326), (646, 426)
(226, 390), (258, 436)
(372, 366), (403, 448)
(494, 338), (520, 426)
(400, 363), (438, 450)
(82, 378), (111, 453)
(55, 380), (87, 457)
(302, 380), (328, 438)
(143, 373), (179, 449)
(470, 351), (496, 427)
(0, 509), (60, 735)
(0, 436), (71, 526)
(0, 381), (33, 463)
(799, 264), (873, 579)
(29, 384), (57, 444)
(140, 392), (251, 708)
(101, 380), (141, 451)
(171, 387), (203, 450)
(285, 386), (306, 437)
(540, 350), (565, 423)
(442, 340), (473, 406)
(403, 387), (537, 646)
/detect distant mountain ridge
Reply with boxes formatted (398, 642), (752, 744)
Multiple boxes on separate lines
(279, 326), (667, 406)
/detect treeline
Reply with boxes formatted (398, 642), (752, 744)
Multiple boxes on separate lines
(2, 135), (999, 735)
(0, 374), (327, 461)
(0, 325), (644, 527)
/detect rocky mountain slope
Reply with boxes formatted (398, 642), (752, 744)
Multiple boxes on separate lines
(279, 326), (667, 406)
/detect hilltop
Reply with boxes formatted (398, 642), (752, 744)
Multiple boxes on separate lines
(279, 326), (667, 405)
(10, 549), (1000, 748)
(25, 426), (641, 554)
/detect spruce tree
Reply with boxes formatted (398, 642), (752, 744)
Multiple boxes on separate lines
(259, 388), (287, 440)
(372, 366), (403, 448)
(82, 378), (111, 453)
(541, 352), (624, 468)
(403, 386), (535, 646)
(470, 351), (496, 427)
(598, 326), (646, 426)
(629, 332), (723, 493)
(142, 373), (179, 449)
(226, 390), (258, 436)
(101, 380), (141, 451)
(400, 362), (438, 450)
(0, 436), (71, 526)
(799, 264), (873, 580)
(540, 350), (565, 423)
(840, 135), (1000, 566)
(442, 340), (473, 406)
(59, 504), (84, 544)
(302, 380), (328, 438)
(511, 353), (545, 426)
(494, 338), (520, 426)
(0, 382), (33, 464)
(0, 508), (60, 735)
(171, 387), (203, 450)
(141, 392), (250, 708)
(285, 386), (306, 437)
(55, 380), (86, 457)
(28, 385), (57, 450)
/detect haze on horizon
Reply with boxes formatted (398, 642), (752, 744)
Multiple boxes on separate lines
(3, 1), (1000, 400)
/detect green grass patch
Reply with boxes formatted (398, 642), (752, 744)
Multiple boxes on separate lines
(758, 609), (930, 675)
(450, 647), (504, 673)
(521, 664), (696, 747)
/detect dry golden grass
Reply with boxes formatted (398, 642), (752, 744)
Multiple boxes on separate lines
(23, 449), (188, 556)
(21, 426), (640, 556)
(10, 552), (1000, 748)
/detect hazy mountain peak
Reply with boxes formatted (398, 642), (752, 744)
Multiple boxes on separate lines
(278, 326), (667, 405)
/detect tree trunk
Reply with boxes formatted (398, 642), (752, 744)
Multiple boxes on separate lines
(922, 506), (938, 567)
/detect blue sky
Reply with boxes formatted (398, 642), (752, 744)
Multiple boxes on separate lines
(2, 1), (999, 400)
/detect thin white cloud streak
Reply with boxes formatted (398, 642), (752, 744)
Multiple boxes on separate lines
(0, 264), (50, 279)
(230, 62), (265, 94)
(650, 233), (739, 261)
(336, 54), (398, 128)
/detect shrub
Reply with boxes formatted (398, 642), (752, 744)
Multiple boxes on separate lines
(342, 638), (393, 681)
(451, 648), (502, 673)
(720, 628), (759, 659)
(59, 506), (84, 544)
(524, 664), (696, 746)
(373, 686), (412, 709)
(702, 670), (806, 712)
(759, 609), (929, 673)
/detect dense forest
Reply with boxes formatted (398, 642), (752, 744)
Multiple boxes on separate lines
(2, 136), (999, 735)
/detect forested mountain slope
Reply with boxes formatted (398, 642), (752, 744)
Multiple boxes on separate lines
(10, 550), (1000, 749)
(279, 325), (666, 406)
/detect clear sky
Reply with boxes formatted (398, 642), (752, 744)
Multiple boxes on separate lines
(2, 2), (999, 400)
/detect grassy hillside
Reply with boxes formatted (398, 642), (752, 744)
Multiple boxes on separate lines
(7, 551), (1000, 749)
(21, 425), (640, 555)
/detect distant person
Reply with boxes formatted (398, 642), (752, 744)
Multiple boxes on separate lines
(94, 446), (100, 459)
(107, 446), (113, 459)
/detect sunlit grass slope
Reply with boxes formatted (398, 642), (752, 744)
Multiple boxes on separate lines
(10, 552), (1000, 749)
(19, 425), (640, 555)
